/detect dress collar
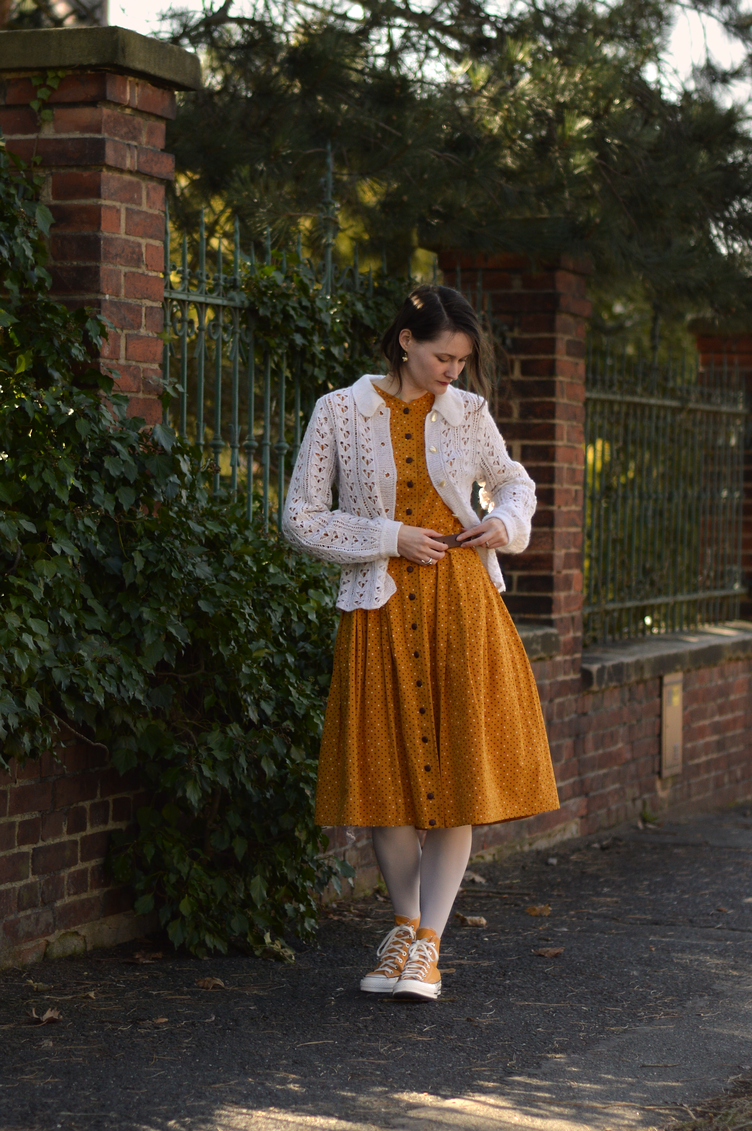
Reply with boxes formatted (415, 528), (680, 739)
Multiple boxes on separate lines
(352, 373), (464, 426)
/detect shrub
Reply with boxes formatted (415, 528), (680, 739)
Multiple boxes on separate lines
(0, 139), (347, 957)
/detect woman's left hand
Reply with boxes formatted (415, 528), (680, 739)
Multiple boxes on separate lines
(456, 517), (509, 550)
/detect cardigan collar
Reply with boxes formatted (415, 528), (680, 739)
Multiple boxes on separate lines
(352, 373), (464, 426)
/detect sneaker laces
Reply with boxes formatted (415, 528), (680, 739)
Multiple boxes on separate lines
(401, 938), (438, 980)
(373, 925), (414, 974)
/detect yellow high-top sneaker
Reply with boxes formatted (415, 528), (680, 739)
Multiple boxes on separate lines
(392, 927), (442, 1001)
(360, 915), (420, 994)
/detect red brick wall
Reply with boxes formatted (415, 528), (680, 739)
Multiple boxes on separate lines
(0, 68), (174, 965)
(0, 70), (174, 425)
(0, 745), (144, 967)
(469, 653), (752, 857)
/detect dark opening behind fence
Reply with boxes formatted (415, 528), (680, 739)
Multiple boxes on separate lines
(583, 345), (746, 646)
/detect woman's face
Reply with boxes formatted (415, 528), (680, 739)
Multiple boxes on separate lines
(398, 329), (474, 399)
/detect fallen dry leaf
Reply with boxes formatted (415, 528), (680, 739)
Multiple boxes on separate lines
(463, 870), (487, 885)
(716, 906), (729, 913)
(526, 904), (551, 917)
(534, 947), (564, 958)
(30, 1007), (62, 1025)
(196, 977), (226, 991)
(127, 950), (163, 965)
(152, 1017), (169, 1024)
(454, 913), (488, 928)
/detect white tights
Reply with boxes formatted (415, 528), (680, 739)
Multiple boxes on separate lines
(371, 824), (473, 937)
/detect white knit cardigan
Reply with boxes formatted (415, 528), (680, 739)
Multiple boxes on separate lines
(282, 374), (536, 611)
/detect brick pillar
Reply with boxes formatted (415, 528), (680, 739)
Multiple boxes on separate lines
(439, 253), (592, 649)
(0, 27), (201, 424)
(439, 252), (592, 837)
(692, 324), (752, 619)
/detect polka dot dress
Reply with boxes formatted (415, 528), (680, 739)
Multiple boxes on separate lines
(315, 387), (559, 829)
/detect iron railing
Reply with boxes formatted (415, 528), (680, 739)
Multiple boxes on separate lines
(161, 190), (508, 528)
(161, 160), (377, 529)
(163, 200), (747, 647)
(583, 346), (747, 646)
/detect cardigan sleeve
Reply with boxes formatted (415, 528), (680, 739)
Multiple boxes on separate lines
(476, 403), (536, 554)
(281, 396), (402, 564)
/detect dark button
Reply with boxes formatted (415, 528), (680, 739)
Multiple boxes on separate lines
(403, 407), (410, 414)
(412, 623), (417, 630)
(407, 481), (414, 488)
(409, 593), (416, 600)
(413, 651), (420, 658)
(406, 508), (412, 515)
(406, 457), (413, 464)
(407, 566), (414, 573)
(421, 736), (428, 744)
(427, 792), (434, 800)
(419, 707), (426, 714)
(405, 433), (412, 439)
(424, 764), (431, 772)
(429, 819), (437, 826)
(416, 680), (422, 687)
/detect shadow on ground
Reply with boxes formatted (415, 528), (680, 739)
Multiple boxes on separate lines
(2, 806), (752, 1131)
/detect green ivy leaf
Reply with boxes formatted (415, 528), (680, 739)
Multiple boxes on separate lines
(250, 874), (267, 906)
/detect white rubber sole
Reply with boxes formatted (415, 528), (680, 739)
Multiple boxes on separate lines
(392, 978), (442, 1001)
(360, 974), (399, 994)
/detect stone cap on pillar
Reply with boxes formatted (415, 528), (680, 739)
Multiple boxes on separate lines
(0, 26), (202, 91)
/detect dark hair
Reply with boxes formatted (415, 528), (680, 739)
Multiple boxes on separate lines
(380, 284), (491, 401)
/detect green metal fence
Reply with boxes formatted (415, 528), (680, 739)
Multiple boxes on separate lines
(161, 187), (508, 529)
(161, 164), (373, 529)
(583, 346), (747, 646)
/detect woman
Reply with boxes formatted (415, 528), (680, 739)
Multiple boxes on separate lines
(283, 285), (559, 1002)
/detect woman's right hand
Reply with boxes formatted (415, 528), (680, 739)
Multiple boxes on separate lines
(397, 526), (447, 565)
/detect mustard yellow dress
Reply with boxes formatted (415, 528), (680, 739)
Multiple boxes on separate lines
(315, 388), (559, 829)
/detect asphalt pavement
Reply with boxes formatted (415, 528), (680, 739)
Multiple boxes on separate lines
(2, 804), (752, 1131)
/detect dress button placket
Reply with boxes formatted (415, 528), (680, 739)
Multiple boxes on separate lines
(410, 569), (440, 829)
(382, 387), (443, 831)
(411, 579), (434, 827)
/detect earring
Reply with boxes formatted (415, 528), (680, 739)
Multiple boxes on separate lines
(401, 351), (408, 363)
